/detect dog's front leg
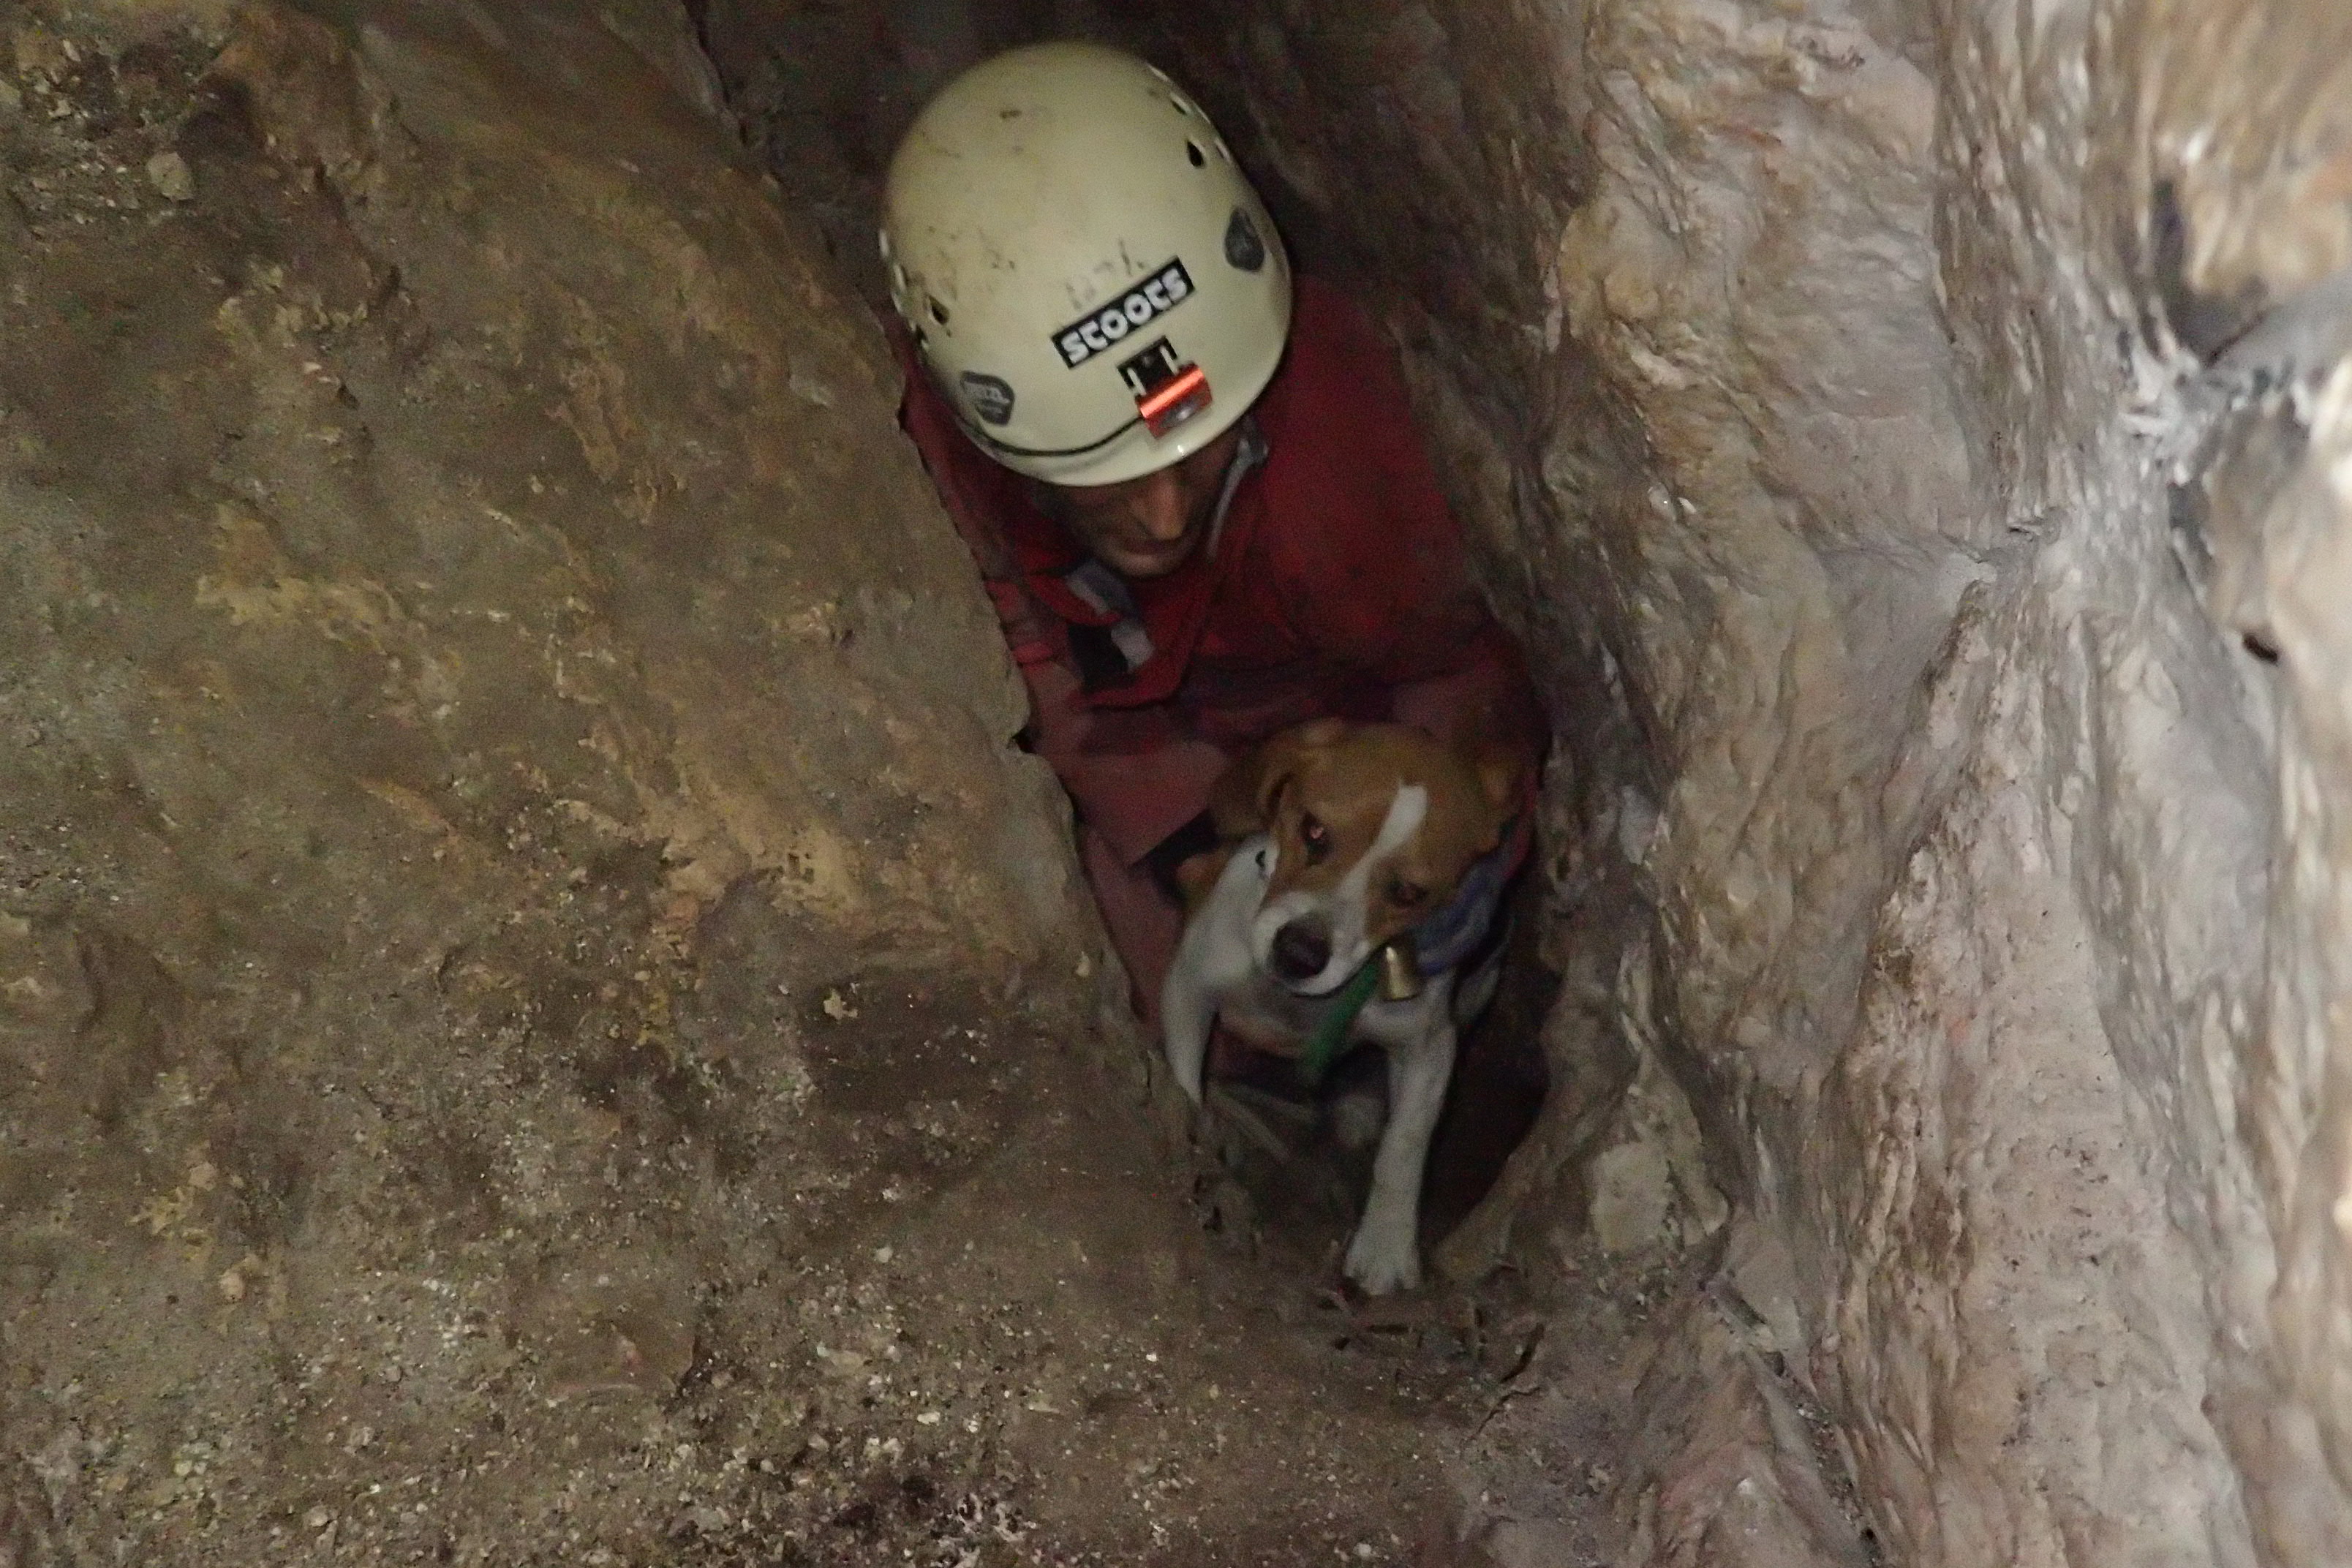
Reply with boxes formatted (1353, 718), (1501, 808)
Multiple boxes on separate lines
(1160, 955), (1218, 1105)
(1161, 839), (1268, 1105)
(1344, 1022), (1456, 1294)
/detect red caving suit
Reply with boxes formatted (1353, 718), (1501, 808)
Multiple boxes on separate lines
(899, 277), (1543, 1019)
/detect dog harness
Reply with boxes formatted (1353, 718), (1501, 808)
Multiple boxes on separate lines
(1297, 808), (1534, 1085)
(1407, 808), (1534, 979)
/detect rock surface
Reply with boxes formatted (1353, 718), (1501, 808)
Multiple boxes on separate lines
(1136, 0), (2352, 1561)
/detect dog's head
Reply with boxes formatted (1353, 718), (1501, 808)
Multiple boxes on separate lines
(1210, 718), (1520, 996)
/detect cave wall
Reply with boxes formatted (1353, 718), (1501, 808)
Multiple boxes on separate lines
(1137, 0), (2352, 1563)
(0, 1), (1117, 1555)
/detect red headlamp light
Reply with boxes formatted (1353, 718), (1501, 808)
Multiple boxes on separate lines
(1137, 364), (1213, 437)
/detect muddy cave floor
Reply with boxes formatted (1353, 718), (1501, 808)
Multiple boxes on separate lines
(447, 976), (1677, 1568)
(29, 969), (1681, 1568)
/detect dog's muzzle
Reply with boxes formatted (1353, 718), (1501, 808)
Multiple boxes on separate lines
(1270, 916), (1333, 985)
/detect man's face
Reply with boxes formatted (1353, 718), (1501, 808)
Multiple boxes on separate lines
(1037, 426), (1245, 579)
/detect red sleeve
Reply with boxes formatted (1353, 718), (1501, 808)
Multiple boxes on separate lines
(1020, 661), (1232, 864)
(1260, 287), (1545, 762)
(896, 337), (1228, 864)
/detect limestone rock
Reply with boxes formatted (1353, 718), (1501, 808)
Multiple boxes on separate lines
(1139, 0), (2352, 1560)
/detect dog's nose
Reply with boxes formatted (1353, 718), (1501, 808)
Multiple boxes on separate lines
(1271, 919), (1332, 983)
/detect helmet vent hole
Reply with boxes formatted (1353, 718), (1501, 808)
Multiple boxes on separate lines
(1186, 140), (1206, 168)
(1169, 94), (1192, 116)
(928, 297), (951, 327)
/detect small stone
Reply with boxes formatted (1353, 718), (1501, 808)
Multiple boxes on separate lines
(303, 1506), (333, 1531)
(914, 1410), (942, 1425)
(145, 151), (194, 203)
(216, 1267), (246, 1303)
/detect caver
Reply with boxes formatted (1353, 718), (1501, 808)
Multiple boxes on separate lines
(883, 40), (1545, 1068)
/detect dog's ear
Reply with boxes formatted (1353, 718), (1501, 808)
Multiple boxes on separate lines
(1210, 717), (1349, 836)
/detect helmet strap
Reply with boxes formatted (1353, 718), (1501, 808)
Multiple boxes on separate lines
(1205, 417), (1270, 562)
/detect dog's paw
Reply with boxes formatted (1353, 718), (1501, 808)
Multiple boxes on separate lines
(1343, 1221), (1422, 1295)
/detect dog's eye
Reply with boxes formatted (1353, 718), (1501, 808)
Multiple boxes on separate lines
(1388, 878), (1428, 908)
(1300, 813), (1331, 865)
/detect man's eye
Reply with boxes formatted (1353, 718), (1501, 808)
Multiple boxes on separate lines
(1300, 814), (1330, 865)
(1388, 879), (1428, 908)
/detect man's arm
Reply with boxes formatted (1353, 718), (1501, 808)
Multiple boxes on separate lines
(1387, 624), (1545, 771)
(897, 346), (1229, 867)
(1263, 290), (1545, 770)
(1017, 658), (1231, 867)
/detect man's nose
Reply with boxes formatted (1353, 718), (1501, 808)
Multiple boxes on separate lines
(1128, 471), (1188, 543)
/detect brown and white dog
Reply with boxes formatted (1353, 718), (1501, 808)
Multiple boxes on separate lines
(1161, 717), (1522, 1294)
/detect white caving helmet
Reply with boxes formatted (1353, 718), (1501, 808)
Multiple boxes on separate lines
(881, 41), (1293, 486)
